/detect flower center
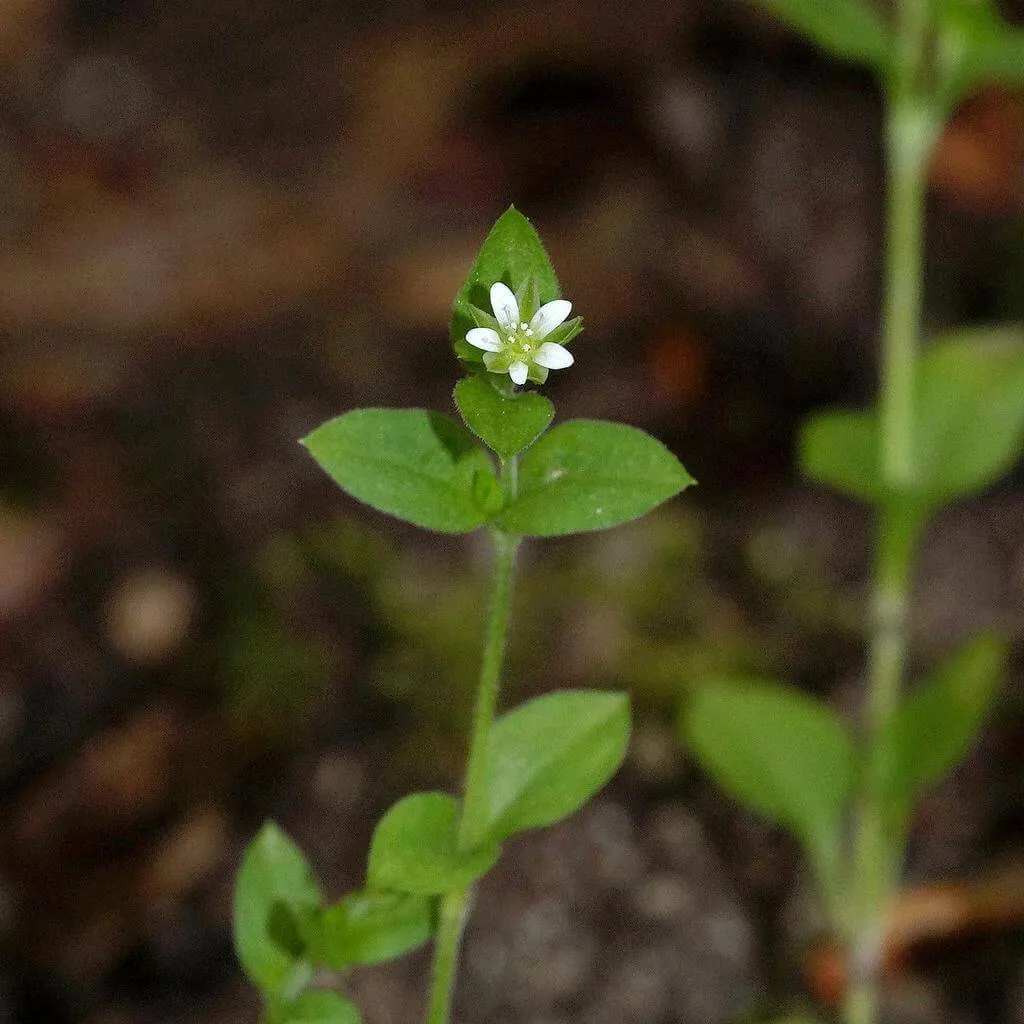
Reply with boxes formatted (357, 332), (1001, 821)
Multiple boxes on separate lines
(503, 321), (537, 357)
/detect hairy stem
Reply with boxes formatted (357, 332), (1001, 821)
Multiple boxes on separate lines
(457, 528), (519, 850)
(426, 888), (470, 1024)
(427, 460), (520, 1024)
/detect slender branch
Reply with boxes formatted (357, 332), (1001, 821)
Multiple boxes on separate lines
(846, 2), (940, 1021)
(457, 527), (519, 851)
(426, 459), (521, 1024)
(427, 888), (470, 1024)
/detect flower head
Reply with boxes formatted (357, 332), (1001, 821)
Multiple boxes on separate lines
(466, 282), (575, 386)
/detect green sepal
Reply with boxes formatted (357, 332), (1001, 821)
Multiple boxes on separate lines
(469, 303), (499, 327)
(515, 274), (544, 321)
(540, 315), (584, 349)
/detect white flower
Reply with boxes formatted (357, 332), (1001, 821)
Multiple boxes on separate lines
(466, 282), (574, 386)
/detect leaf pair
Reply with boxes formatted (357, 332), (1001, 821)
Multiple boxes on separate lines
(303, 409), (694, 538)
(234, 824), (433, 1023)
(801, 329), (1024, 509)
(681, 635), (1005, 892)
(366, 691), (631, 893)
(758, 0), (1024, 102)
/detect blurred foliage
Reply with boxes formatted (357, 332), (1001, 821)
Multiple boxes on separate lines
(215, 496), (867, 777)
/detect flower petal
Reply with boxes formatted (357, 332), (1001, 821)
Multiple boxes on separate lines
(508, 361), (529, 386)
(533, 342), (574, 370)
(466, 327), (503, 352)
(529, 299), (571, 339)
(490, 283), (520, 329)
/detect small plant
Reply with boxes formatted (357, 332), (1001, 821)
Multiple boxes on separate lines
(680, 3), (1024, 1024)
(233, 208), (694, 1024)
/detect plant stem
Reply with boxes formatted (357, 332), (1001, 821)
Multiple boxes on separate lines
(426, 887), (470, 1024)
(427, 461), (521, 1024)
(846, 2), (939, 1021)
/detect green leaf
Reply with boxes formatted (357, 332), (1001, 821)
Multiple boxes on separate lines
(875, 632), (1006, 834)
(755, 0), (892, 68)
(454, 375), (554, 460)
(476, 690), (631, 844)
(452, 206), (561, 363)
(936, 0), (1024, 99)
(914, 328), (1024, 501)
(495, 420), (695, 536)
(311, 890), (433, 968)
(275, 990), (362, 1024)
(367, 793), (500, 895)
(234, 823), (321, 1000)
(800, 329), (1024, 506)
(800, 409), (881, 502)
(960, 27), (1024, 87)
(682, 681), (854, 867)
(302, 409), (497, 533)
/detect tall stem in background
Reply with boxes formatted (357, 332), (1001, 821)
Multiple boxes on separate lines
(846, 1), (939, 1021)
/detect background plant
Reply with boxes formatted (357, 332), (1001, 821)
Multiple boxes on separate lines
(232, 208), (693, 1023)
(680, 3), (1024, 1024)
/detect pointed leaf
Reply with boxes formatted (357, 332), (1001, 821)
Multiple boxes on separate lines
(302, 409), (497, 533)
(452, 207), (561, 362)
(276, 990), (361, 1024)
(755, 0), (892, 68)
(495, 420), (695, 536)
(454, 375), (554, 460)
(310, 890), (433, 968)
(234, 823), (321, 999)
(683, 681), (854, 859)
(367, 792), (500, 895)
(875, 632), (1006, 835)
(476, 690), (631, 844)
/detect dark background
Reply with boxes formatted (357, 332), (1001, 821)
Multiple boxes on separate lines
(1, 0), (1023, 1021)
